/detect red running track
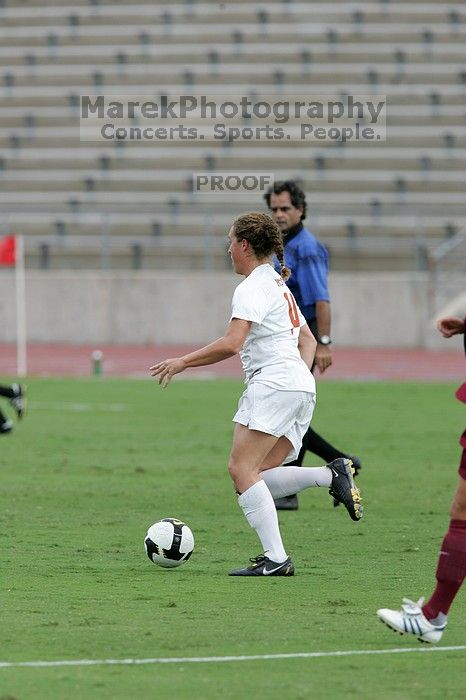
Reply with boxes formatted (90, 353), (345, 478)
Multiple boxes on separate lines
(0, 343), (464, 381)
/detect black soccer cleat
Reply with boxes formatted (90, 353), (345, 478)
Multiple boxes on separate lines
(229, 554), (295, 577)
(274, 494), (299, 511)
(333, 455), (361, 508)
(328, 458), (363, 521)
(10, 383), (26, 420)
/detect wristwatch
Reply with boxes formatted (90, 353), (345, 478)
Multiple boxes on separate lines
(318, 335), (332, 345)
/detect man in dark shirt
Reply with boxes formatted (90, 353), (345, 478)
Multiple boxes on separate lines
(264, 180), (361, 510)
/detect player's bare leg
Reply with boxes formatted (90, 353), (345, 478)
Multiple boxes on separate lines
(228, 425), (294, 576)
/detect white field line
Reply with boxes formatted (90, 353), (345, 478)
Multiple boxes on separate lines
(1, 645), (466, 669)
(29, 401), (127, 412)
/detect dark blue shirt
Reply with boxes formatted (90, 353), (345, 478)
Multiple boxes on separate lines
(275, 223), (330, 322)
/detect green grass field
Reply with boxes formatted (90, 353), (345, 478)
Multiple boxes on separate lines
(1, 377), (465, 699)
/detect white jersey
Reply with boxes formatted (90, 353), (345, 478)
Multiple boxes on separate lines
(230, 263), (316, 393)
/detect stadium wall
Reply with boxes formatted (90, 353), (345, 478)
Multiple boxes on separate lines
(0, 270), (443, 349)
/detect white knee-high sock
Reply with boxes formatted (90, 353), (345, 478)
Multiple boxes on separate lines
(261, 466), (331, 498)
(238, 480), (287, 563)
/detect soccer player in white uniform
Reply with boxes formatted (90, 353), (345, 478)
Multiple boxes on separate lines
(151, 212), (362, 576)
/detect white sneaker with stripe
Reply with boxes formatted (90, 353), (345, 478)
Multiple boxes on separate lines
(377, 597), (446, 644)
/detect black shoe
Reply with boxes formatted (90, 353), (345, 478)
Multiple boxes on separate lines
(229, 554), (295, 577)
(274, 494), (299, 511)
(328, 458), (363, 521)
(333, 455), (361, 507)
(10, 383), (26, 420)
(0, 419), (13, 434)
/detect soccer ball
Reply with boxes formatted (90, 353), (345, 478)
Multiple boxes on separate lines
(144, 518), (194, 568)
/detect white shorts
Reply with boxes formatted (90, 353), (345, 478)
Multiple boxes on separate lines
(232, 382), (316, 464)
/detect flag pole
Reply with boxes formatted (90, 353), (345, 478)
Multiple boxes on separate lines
(15, 234), (27, 377)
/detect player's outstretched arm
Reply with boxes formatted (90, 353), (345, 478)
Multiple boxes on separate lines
(150, 318), (251, 387)
(437, 316), (466, 338)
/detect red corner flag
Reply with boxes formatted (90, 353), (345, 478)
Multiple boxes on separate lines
(0, 235), (16, 266)
(0, 233), (26, 375)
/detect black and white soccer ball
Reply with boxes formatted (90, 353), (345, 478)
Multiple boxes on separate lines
(144, 518), (194, 568)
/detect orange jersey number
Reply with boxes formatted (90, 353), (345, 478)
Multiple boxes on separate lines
(284, 292), (300, 328)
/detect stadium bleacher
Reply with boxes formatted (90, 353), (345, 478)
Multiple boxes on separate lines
(0, 0), (465, 271)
